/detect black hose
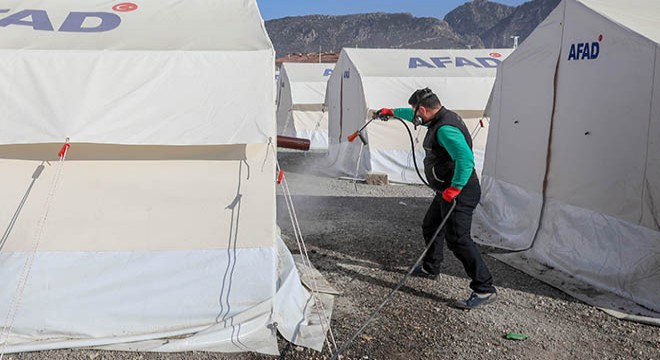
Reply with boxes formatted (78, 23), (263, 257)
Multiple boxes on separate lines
(330, 116), (454, 360)
(329, 199), (456, 360)
(392, 117), (430, 187)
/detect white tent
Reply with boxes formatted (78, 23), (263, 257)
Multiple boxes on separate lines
(0, 0), (328, 354)
(277, 63), (334, 149)
(477, 0), (660, 322)
(324, 48), (512, 183)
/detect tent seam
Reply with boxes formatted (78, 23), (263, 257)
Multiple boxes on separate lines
(494, 65), (504, 179)
(640, 47), (658, 226)
(529, 0), (568, 249)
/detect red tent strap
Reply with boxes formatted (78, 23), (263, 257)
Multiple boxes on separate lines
(58, 143), (70, 159)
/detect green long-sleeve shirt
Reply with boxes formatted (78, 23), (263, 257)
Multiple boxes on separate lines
(392, 108), (474, 189)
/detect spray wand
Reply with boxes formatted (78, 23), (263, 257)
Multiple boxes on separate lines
(329, 111), (451, 360)
(347, 113), (429, 187)
(346, 118), (375, 145)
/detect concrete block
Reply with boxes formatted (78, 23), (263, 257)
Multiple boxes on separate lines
(366, 172), (388, 185)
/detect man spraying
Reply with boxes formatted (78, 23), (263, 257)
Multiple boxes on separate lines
(376, 88), (496, 309)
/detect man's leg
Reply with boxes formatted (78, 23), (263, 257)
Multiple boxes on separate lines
(420, 193), (445, 274)
(442, 192), (495, 294)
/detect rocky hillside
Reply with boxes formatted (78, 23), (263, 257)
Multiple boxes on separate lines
(265, 13), (474, 56)
(265, 0), (562, 56)
(444, 0), (515, 37)
(479, 0), (561, 47)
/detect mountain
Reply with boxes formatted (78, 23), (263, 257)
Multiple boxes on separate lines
(265, 13), (475, 57)
(479, 0), (561, 47)
(444, 0), (515, 37)
(264, 0), (563, 57)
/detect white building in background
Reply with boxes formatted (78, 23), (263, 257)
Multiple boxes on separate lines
(324, 48), (511, 183)
(277, 62), (334, 149)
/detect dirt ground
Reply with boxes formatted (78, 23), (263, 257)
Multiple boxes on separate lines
(9, 151), (660, 360)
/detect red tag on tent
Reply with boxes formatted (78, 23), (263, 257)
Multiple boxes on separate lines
(58, 143), (70, 159)
(113, 3), (138, 12)
(277, 170), (284, 184)
(479, 119), (485, 128)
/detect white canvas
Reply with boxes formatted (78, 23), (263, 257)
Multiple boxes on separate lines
(478, 3), (565, 249)
(0, 0), (327, 354)
(476, 0), (660, 318)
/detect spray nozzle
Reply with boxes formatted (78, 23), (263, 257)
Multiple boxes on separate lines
(347, 131), (368, 146)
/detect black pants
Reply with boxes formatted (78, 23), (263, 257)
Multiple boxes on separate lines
(421, 182), (495, 293)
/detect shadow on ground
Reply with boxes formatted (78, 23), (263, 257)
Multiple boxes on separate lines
(276, 194), (578, 304)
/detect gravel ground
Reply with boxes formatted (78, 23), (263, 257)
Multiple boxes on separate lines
(9, 150), (660, 360)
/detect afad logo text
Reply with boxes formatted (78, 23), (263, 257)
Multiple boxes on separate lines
(409, 52), (504, 69)
(0, 3), (138, 33)
(568, 34), (602, 61)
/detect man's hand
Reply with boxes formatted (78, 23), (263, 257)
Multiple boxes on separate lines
(442, 186), (461, 202)
(375, 108), (394, 120)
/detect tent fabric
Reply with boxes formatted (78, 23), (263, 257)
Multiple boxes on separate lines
(0, 145), (327, 354)
(487, 251), (660, 327)
(477, 0), (660, 318)
(479, 2), (565, 249)
(324, 48), (512, 184)
(579, 0), (660, 45)
(0, 234), (324, 354)
(277, 63), (334, 150)
(0, 50), (274, 145)
(0, 0), (272, 51)
(0, 0), (275, 146)
(0, 0), (327, 354)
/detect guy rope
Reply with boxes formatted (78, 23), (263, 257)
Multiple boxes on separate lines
(268, 139), (338, 355)
(0, 139), (70, 360)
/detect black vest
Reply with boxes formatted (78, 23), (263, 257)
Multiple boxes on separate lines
(422, 107), (477, 192)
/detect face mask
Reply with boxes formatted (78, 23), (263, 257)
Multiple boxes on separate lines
(409, 88), (435, 129)
(412, 106), (423, 128)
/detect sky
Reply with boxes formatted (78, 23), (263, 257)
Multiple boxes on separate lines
(257, 0), (529, 21)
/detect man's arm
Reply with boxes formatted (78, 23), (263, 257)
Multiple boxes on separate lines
(436, 126), (474, 189)
(376, 108), (415, 121)
(392, 108), (414, 121)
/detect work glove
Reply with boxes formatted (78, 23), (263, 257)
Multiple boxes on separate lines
(375, 108), (394, 120)
(442, 186), (461, 202)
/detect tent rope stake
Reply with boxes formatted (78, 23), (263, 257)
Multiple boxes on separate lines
(269, 143), (338, 354)
(0, 139), (70, 360)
